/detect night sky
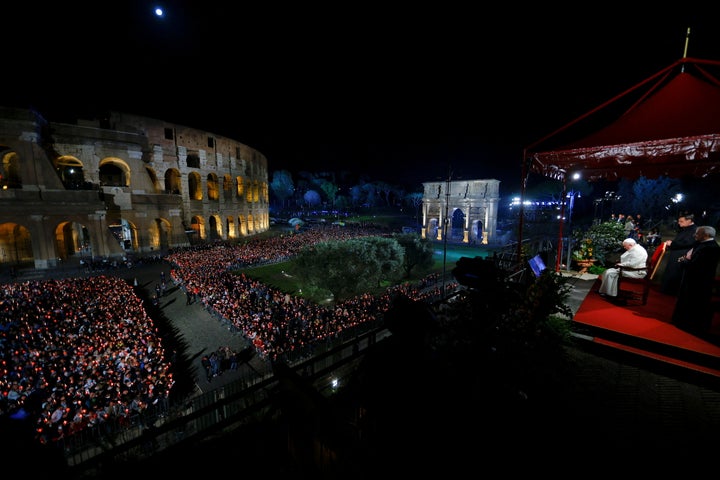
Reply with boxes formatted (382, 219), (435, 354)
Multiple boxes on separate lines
(6, 4), (719, 193)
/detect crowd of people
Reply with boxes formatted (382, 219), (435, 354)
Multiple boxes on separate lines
(609, 213), (658, 246)
(0, 275), (174, 444)
(165, 225), (449, 362)
(0, 224), (452, 447)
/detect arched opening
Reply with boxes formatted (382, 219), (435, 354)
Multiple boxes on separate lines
(0, 222), (33, 266)
(165, 169), (181, 194)
(54, 221), (90, 260)
(189, 172), (203, 200)
(1, 150), (22, 189)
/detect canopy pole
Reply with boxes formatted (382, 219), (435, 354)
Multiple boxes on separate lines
(518, 150), (529, 269)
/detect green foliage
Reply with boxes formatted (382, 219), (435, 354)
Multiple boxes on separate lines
(269, 170), (295, 208)
(571, 220), (625, 265)
(391, 233), (435, 278)
(630, 176), (681, 221)
(503, 269), (573, 334)
(292, 236), (404, 302)
(495, 269), (575, 388)
(572, 237), (594, 260)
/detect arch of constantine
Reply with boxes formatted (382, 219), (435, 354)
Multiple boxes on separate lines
(421, 179), (500, 245)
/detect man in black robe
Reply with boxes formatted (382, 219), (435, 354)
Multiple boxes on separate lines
(671, 226), (720, 335)
(660, 212), (697, 295)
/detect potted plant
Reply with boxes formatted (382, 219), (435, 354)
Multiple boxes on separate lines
(571, 221), (625, 270)
(572, 237), (596, 273)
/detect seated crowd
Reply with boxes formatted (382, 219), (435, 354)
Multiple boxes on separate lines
(0, 276), (174, 444)
(166, 225), (449, 361)
(1, 224), (452, 445)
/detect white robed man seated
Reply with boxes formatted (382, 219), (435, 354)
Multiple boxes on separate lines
(598, 238), (648, 297)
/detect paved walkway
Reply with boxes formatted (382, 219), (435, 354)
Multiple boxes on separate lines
(123, 261), (273, 397)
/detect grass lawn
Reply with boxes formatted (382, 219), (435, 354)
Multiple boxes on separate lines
(234, 237), (493, 305)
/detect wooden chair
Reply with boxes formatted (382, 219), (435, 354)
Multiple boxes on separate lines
(616, 244), (666, 305)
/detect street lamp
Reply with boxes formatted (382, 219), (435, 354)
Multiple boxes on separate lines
(672, 193), (684, 213)
(564, 188), (581, 270)
(557, 172), (581, 271)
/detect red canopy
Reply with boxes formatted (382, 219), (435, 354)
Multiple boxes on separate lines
(526, 57), (720, 182)
(520, 56), (720, 270)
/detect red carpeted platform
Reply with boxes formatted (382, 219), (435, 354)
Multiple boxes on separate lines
(572, 278), (720, 377)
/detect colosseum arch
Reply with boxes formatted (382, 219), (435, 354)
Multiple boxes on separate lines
(207, 172), (219, 201)
(0, 222), (33, 265)
(190, 215), (206, 242)
(1, 149), (22, 189)
(165, 168), (181, 194)
(99, 157), (131, 187)
(249, 180), (260, 203)
(223, 174), (233, 200)
(54, 221), (91, 260)
(148, 218), (172, 252)
(236, 176), (245, 198)
(207, 215), (223, 241)
(422, 179), (500, 246)
(54, 155), (85, 190)
(108, 218), (138, 251)
(226, 215), (237, 239)
(238, 214), (248, 236)
(188, 171), (203, 200)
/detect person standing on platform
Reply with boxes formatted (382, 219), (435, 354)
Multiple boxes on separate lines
(598, 238), (648, 298)
(671, 226), (720, 335)
(660, 212), (697, 295)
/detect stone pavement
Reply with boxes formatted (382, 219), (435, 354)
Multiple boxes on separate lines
(123, 260), (274, 397)
(549, 270), (720, 461)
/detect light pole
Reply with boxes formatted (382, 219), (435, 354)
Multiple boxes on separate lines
(564, 189), (581, 270)
(557, 172), (581, 272)
(441, 170), (452, 298)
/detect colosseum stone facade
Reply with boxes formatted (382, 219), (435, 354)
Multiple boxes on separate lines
(0, 106), (269, 271)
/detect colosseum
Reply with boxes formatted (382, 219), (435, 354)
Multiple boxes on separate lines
(0, 106), (269, 272)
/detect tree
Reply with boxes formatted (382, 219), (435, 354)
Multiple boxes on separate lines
(270, 170), (295, 210)
(320, 179), (339, 209)
(348, 185), (363, 208)
(630, 175), (681, 225)
(392, 233), (434, 278)
(361, 183), (378, 207)
(375, 181), (394, 206)
(404, 192), (423, 226)
(303, 190), (322, 209)
(362, 236), (405, 287)
(293, 237), (405, 301)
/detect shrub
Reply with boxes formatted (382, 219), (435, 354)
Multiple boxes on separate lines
(572, 221), (625, 265)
